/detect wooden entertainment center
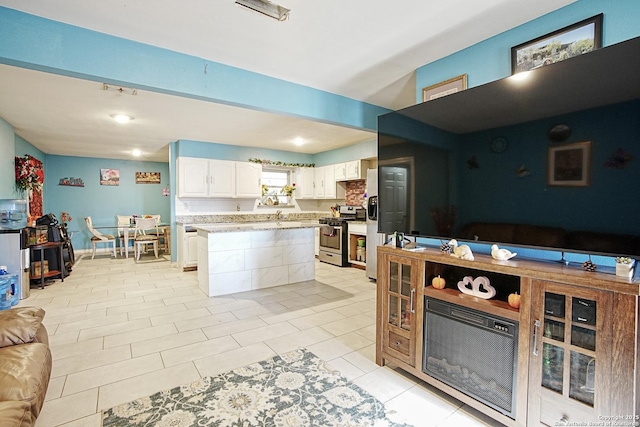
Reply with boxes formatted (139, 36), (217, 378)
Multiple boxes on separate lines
(376, 245), (639, 426)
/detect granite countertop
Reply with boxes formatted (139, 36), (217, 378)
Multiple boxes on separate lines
(195, 221), (320, 233)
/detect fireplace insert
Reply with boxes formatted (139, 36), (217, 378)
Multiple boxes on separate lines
(423, 297), (518, 418)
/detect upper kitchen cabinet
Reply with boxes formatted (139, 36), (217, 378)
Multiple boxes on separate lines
(294, 167), (314, 199)
(345, 160), (369, 180)
(177, 157), (261, 198)
(334, 163), (347, 181)
(235, 162), (262, 198)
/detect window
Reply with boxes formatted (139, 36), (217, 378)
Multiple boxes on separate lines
(261, 169), (291, 205)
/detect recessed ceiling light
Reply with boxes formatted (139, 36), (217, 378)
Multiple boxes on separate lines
(132, 149), (142, 157)
(294, 137), (304, 146)
(110, 114), (134, 123)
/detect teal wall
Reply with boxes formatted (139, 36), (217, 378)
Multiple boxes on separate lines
(43, 155), (170, 252)
(0, 118), (16, 199)
(415, 0), (640, 102)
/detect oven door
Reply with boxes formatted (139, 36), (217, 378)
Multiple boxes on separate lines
(319, 225), (342, 254)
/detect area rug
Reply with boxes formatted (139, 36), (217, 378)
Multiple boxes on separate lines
(102, 348), (412, 427)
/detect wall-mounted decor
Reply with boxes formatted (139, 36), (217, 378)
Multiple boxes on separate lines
(136, 172), (161, 184)
(604, 148), (633, 169)
(248, 158), (315, 168)
(100, 169), (120, 186)
(422, 74), (467, 102)
(14, 154), (44, 217)
(548, 141), (591, 187)
(59, 177), (84, 187)
(511, 14), (602, 74)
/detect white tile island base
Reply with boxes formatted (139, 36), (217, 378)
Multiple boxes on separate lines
(196, 222), (318, 296)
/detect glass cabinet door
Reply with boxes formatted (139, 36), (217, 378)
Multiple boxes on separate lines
(541, 291), (598, 407)
(387, 260), (414, 332)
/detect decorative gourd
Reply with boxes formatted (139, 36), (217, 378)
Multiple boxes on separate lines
(431, 275), (446, 289)
(508, 292), (521, 309)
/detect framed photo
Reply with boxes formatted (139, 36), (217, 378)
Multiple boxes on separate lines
(136, 172), (161, 184)
(422, 74), (467, 102)
(511, 14), (603, 74)
(100, 168), (119, 186)
(548, 141), (591, 187)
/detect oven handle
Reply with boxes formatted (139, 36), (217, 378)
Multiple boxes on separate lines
(410, 288), (415, 314)
(532, 319), (541, 356)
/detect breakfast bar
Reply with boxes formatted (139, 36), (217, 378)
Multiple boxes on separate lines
(195, 222), (319, 296)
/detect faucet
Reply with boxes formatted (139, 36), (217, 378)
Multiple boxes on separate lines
(275, 210), (282, 220)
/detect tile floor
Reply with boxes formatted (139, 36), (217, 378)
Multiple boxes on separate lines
(22, 252), (505, 426)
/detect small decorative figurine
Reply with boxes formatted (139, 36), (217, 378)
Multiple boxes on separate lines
(449, 239), (474, 261)
(457, 276), (496, 299)
(582, 259), (597, 272)
(491, 244), (517, 260)
(440, 241), (453, 254)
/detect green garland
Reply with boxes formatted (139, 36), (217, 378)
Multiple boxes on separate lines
(249, 158), (315, 168)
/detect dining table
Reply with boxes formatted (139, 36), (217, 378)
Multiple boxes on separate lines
(93, 223), (171, 258)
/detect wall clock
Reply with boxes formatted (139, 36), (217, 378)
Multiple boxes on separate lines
(491, 137), (508, 153)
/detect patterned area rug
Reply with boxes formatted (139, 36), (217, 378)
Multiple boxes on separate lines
(102, 348), (412, 427)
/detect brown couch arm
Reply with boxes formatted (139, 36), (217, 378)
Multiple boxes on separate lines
(0, 401), (33, 427)
(0, 307), (47, 348)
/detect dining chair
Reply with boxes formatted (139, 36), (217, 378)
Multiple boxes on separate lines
(117, 215), (134, 256)
(133, 217), (160, 261)
(144, 215), (168, 253)
(84, 216), (117, 259)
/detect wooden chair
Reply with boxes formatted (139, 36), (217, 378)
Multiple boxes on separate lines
(84, 216), (117, 259)
(117, 215), (134, 256)
(133, 217), (159, 261)
(143, 215), (168, 253)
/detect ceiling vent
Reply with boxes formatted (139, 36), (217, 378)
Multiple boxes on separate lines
(102, 83), (138, 96)
(235, 0), (290, 21)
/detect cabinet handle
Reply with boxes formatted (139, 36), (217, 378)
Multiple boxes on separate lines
(532, 319), (541, 356)
(396, 341), (401, 346)
(410, 288), (416, 313)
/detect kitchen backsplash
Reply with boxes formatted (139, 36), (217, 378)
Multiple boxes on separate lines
(345, 180), (366, 206)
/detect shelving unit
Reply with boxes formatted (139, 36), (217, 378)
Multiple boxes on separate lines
(376, 245), (639, 427)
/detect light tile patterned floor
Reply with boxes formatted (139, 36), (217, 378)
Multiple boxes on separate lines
(21, 253), (505, 427)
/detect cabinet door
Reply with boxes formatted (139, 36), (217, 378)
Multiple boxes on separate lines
(324, 165), (336, 198)
(313, 166), (325, 198)
(209, 160), (235, 197)
(345, 160), (369, 180)
(295, 167), (314, 199)
(177, 157), (210, 197)
(379, 253), (420, 367)
(235, 162), (261, 198)
(185, 233), (198, 266)
(528, 280), (613, 426)
(334, 163), (346, 181)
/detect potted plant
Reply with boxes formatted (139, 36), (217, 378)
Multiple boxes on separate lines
(615, 256), (635, 278)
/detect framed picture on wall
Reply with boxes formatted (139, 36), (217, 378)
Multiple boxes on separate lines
(100, 169), (120, 186)
(511, 14), (603, 74)
(548, 141), (591, 187)
(422, 74), (467, 102)
(136, 172), (161, 184)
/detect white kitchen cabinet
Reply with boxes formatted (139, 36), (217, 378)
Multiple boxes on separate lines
(177, 225), (198, 271)
(313, 166), (325, 198)
(177, 157), (261, 198)
(345, 160), (369, 180)
(177, 157), (210, 197)
(294, 167), (314, 199)
(235, 162), (262, 198)
(334, 163), (347, 181)
(324, 166), (337, 198)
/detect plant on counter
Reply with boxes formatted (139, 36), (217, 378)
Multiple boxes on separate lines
(261, 184), (270, 197)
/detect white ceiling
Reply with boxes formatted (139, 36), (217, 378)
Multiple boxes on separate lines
(0, 0), (575, 162)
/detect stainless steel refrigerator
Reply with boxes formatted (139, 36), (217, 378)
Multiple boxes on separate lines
(366, 168), (385, 280)
(0, 228), (30, 300)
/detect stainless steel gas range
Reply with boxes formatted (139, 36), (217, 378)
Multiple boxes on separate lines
(318, 217), (349, 267)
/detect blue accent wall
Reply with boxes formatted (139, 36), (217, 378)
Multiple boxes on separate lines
(43, 155), (170, 252)
(415, 0), (640, 102)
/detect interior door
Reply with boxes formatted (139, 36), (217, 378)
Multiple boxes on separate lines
(379, 166), (409, 234)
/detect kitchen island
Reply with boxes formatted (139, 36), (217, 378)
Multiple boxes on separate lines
(195, 222), (319, 296)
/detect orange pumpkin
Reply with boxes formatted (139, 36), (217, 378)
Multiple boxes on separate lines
(431, 275), (446, 289)
(508, 292), (521, 309)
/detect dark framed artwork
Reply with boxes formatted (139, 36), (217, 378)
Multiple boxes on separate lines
(136, 172), (161, 184)
(511, 14), (603, 74)
(548, 141), (591, 187)
(422, 74), (467, 102)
